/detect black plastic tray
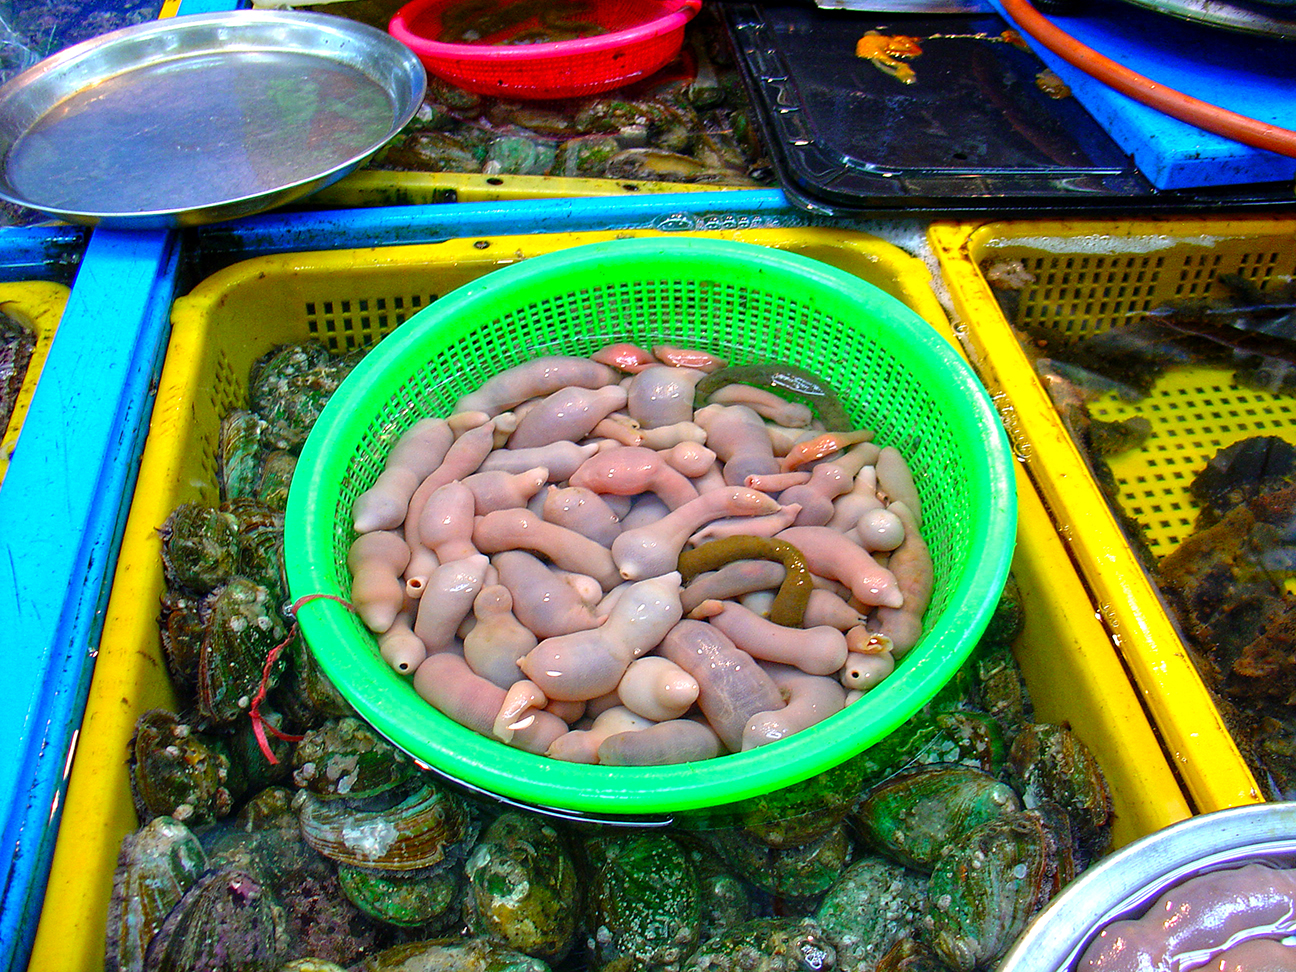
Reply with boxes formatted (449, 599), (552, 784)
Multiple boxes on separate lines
(720, 2), (1296, 215)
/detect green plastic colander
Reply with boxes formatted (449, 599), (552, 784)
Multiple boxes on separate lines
(285, 237), (1017, 819)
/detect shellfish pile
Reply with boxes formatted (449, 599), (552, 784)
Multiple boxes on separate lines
(348, 343), (931, 764)
(112, 339), (1114, 972)
(1157, 436), (1296, 801)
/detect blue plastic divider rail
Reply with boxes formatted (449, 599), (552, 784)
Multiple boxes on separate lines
(193, 189), (803, 258)
(0, 226), (88, 284)
(0, 228), (182, 972)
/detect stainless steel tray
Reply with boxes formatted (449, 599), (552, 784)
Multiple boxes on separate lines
(1089, 0), (1296, 40)
(1000, 803), (1296, 972)
(0, 10), (426, 228)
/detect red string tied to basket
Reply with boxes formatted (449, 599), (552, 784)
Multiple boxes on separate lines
(249, 592), (356, 764)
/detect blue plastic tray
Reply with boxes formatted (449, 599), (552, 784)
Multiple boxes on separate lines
(992, 0), (1296, 189)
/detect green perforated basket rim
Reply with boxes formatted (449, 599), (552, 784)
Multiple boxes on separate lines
(285, 236), (1016, 816)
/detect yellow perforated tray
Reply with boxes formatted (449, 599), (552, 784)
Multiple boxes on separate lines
(930, 215), (1296, 814)
(1095, 368), (1296, 557)
(31, 226), (1189, 972)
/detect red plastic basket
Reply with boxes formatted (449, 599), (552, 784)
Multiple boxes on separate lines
(388, 0), (702, 99)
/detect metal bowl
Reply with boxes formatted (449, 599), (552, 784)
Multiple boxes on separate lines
(0, 11), (426, 228)
(1031, 0), (1296, 39)
(999, 803), (1296, 972)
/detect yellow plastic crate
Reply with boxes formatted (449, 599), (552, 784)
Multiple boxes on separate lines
(0, 282), (70, 486)
(30, 226), (1189, 972)
(929, 215), (1296, 815)
(312, 170), (743, 207)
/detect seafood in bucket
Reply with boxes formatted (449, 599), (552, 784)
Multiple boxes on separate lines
(1077, 862), (1296, 972)
(344, 344), (934, 765)
(367, 10), (772, 187)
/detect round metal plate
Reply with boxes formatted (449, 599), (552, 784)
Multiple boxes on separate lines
(0, 11), (426, 228)
(1108, 0), (1296, 39)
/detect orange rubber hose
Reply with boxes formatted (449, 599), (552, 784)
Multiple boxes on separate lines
(1000, 0), (1296, 158)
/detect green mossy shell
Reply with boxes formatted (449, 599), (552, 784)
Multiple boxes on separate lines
(853, 764), (1022, 872)
(464, 812), (580, 963)
(584, 832), (702, 972)
(336, 863), (460, 928)
(815, 854), (929, 972)
(685, 917), (837, 972)
(698, 824), (853, 900)
(350, 938), (553, 972)
(927, 808), (1076, 972)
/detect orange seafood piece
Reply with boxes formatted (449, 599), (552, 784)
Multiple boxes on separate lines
(855, 30), (923, 84)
